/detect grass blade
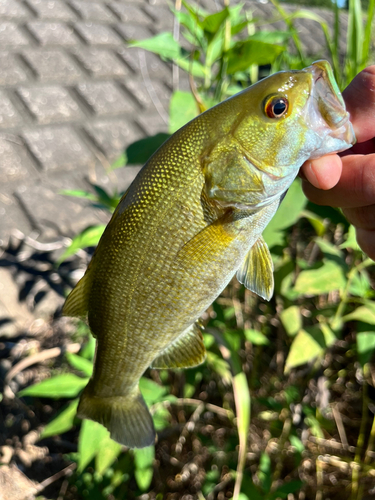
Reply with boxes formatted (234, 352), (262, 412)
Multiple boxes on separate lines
(362, 0), (375, 70)
(232, 372), (251, 500)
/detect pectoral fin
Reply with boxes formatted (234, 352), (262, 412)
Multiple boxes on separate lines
(177, 212), (236, 267)
(236, 236), (274, 301)
(151, 323), (206, 369)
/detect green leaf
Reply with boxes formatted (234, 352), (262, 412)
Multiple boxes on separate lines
(320, 323), (336, 348)
(199, 7), (229, 33)
(58, 225), (106, 263)
(182, 0), (207, 20)
(203, 470), (220, 495)
(357, 332), (375, 367)
(270, 480), (304, 499)
(340, 224), (361, 251)
(285, 328), (322, 372)
(40, 399), (79, 439)
(301, 209), (326, 236)
(232, 371), (250, 499)
(19, 373), (89, 399)
(153, 406), (171, 431)
(134, 446), (155, 491)
(169, 91), (198, 134)
(126, 133), (170, 165)
(304, 408), (324, 439)
(233, 371), (250, 438)
(78, 419), (108, 471)
(206, 30), (225, 67)
(92, 185), (119, 211)
(227, 40), (284, 74)
(258, 452), (272, 493)
(283, 385), (300, 405)
(244, 328), (269, 345)
(129, 32), (181, 60)
(60, 189), (96, 201)
(272, 179), (307, 231)
(223, 329), (241, 352)
(294, 260), (346, 296)
(285, 326), (332, 373)
(228, 3), (245, 24)
(81, 333), (96, 361)
(111, 153), (127, 170)
(280, 306), (302, 337)
(134, 445), (154, 469)
(174, 56), (207, 78)
(289, 435), (304, 453)
(349, 270), (372, 297)
(343, 304), (375, 325)
(249, 31), (291, 45)
(206, 352), (232, 385)
(314, 238), (344, 259)
(263, 179), (307, 248)
(139, 378), (167, 406)
(241, 476), (263, 500)
(175, 11), (202, 40)
(203, 332), (215, 349)
(66, 352), (93, 377)
(231, 20), (248, 37)
(95, 434), (122, 474)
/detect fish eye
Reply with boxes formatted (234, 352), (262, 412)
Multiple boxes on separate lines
(264, 96), (289, 119)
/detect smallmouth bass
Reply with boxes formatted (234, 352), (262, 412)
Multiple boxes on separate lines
(63, 60), (355, 448)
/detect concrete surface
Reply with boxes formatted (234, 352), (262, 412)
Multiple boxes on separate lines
(0, 0), (351, 333)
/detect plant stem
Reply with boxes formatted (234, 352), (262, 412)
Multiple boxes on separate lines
(352, 365), (369, 500)
(316, 457), (323, 500)
(331, 257), (373, 330)
(356, 364), (375, 499)
(269, 0), (307, 67)
(270, 416), (292, 491)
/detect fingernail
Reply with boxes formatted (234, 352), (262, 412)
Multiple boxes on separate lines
(305, 161), (321, 188)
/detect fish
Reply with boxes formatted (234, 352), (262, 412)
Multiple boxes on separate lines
(63, 60), (355, 448)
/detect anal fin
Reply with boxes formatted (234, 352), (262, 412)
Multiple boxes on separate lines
(151, 323), (206, 369)
(236, 235), (274, 301)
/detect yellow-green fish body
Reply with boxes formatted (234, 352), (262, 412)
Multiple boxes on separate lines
(63, 61), (355, 448)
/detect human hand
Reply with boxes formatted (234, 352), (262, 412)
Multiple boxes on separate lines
(300, 66), (375, 259)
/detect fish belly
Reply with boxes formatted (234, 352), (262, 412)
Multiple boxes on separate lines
(87, 185), (279, 399)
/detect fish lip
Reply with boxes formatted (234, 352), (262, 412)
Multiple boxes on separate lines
(303, 60), (356, 153)
(332, 114), (349, 129)
(305, 61), (349, 128)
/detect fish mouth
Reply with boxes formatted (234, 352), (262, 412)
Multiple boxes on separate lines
(304, 60), (356, 157)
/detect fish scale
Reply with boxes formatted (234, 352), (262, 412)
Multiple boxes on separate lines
(63, 60), (355, 448)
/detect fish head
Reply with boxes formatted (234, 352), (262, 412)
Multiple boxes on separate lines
(204, 60), (355, 209)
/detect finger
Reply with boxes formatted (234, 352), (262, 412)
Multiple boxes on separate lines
(355, 228), (375, 261)
(299, 67), (375, 192)
(342, 205), (375, 230)
(300, 154), (342, 190)
(302, 153), (375, 207)
(342, 66), (375, 144)
(345, 137), (375, 155)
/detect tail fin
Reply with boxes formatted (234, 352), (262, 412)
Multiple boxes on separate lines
(77, 382), (155, 449)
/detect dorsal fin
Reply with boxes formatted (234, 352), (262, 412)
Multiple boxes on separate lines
(63, 188), (131, 320)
